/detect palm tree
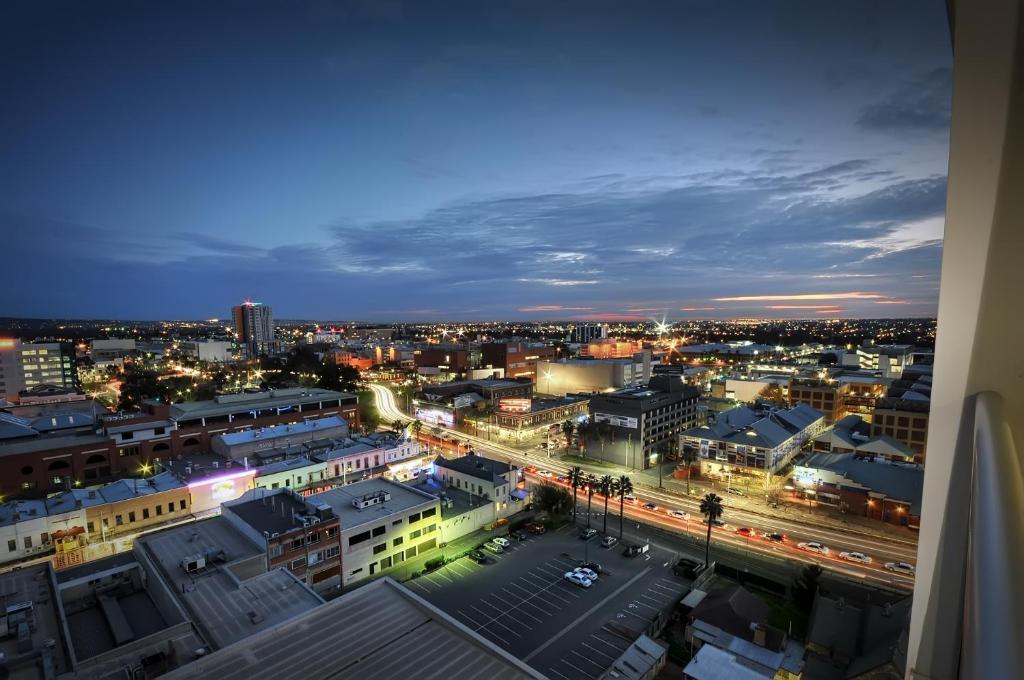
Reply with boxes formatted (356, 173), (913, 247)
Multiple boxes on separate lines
(562, 420), (575, 453)
(567, 465), (584, 523)
(392, 419), (404, 434)
(411, 419), (423, 438)
(584, 475), (597, 529)
(700, 493), (724, 568)
(599, 474), (614, 534)
(616, 475), (633, 539)
(680, 444), (698, 495)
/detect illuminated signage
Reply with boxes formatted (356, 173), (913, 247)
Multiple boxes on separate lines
(499, 398), (532, 413)
(593, 413), (638, 429)
(0, 339), (15, 349)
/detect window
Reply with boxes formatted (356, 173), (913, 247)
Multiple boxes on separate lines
(324, 546), (340, 559)
(120, 446), (140, 457)
(355, 458), (361, 469)
(380, 556), (392, 569)
(373, 543), (386, 555)
(120, 431), (134, 441)
(156, 505), (163, 516)
(154, 427), (166, 435)
(422, 507), (436, 519)
(269, 545), (283, 558)
(425, 524), (437, 534)
(372, 525), (385, 537)
(408, 512), (421, 524)
(142, 508), (150, 520)
(291, 537), (305, 550)
(326, 526), (338, 539)
(350, 567), (363, 576)
(41, 532), (49, 544)
(87, 521), (95, 533)
(290, 557), (306, 570)
(419, 538), (437, 551)
(405, 545), (417, 558)
(393, 536), (404, 547)
(410, 529), (422, 539)
(20, 465), (33, 476)
(8, 540), (16, 552)
(392, 519), (402, 526)
(167, 502), (174, 513)
(24, 536), (32, 549)
(350, 530), (372, 546)
(115, 515), (124, 526)
(179, 499), (186, 510)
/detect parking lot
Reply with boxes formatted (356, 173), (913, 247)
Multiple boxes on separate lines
(406, 523), (690, 680)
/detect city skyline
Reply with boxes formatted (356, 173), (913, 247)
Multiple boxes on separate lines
(2, 1), (951, 320)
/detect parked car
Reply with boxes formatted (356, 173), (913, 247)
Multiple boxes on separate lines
(884, 561), (916, 575)
(526, 522), (546, 535)
(579, 561), (603, 574)
(622, 543), (649, 557)
(513, 529), (528, 541)
(736, 527), (756, 537)
(797, 541), (830, 555)
(573, 566), (599, 582)
(601, 535), (618, 548)
(492, 536), (511, 548)
(579, 528), (598, 540)
(564, 571), (593, 588)
(762, 531), (787, 543)
(839, 551), (872, 564)
(468, 550), (488, 564)
(667, 509), (689, 520)
(674, 557), (703, 579)
(642, 502), (659, 511)
(537, 470), (553, 478)
(482, 541), (503, 554)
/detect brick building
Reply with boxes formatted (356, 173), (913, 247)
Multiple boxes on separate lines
(480, 342), (557, 382)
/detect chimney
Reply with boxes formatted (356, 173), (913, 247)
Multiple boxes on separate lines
(752, 624), (767, 648)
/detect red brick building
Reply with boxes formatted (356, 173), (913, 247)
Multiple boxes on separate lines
(480, 342), (557, 381)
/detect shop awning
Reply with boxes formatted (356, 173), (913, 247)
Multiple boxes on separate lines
(512, 489), (529, 501)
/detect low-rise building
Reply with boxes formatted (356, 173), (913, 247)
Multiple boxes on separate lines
(870, 398), (929, 463)
(176, 339), (235, 362)
(535, 354), (651, 396)
(210, 415), (349, 461)
(308, 479), (442, 587)
(683, 403), (825, 481)
(432, 452), (523, 520)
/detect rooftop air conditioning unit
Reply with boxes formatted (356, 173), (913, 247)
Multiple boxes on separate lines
(181, 555), (206, 573)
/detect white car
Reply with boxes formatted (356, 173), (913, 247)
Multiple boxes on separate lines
(884, 561), (916, 575)
(839, 551), (872, 564)
(491, 537), (511, 548)
(797, 542), (830, 555)
(667, 509), (690, 520)
(537, 470), (554, 479)
(564, 571), (593, 588)
(574, 566), (599, 581)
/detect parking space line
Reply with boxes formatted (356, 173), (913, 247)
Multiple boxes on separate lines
(407, 579), (433, 594)
(629, 599), (659, 611)
(589, 633), (627, 654)
(547, 667), (572, 680)
(502, 588), (551, 617)
(486, 594), (543, 624)
(550, 556), (579, 568)
(470, 605), (522, 638)
(570, 649), (605, 670)
(560, 657), (599, 679)
(581, 641), (617, 662)
(619, 607), (650, 621)
(458, 608), (486, 626)
(649, 582), (680, 595)
(534, 564), (565, 578)
(430, 569), (456, 584)
(553, 582), (582, 598)
(447, 561), (475, 576)
(640, 592), (669, 605)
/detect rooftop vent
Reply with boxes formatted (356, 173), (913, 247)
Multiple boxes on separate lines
(352, 490), (391, 509)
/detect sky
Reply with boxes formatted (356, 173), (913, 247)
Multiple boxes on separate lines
(0, 1), (952, 321)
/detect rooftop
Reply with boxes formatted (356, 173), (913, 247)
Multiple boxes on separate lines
(216, 415), (347, 446)
(433, 452), (515, 484)
(161, 577), (544, 680)
(162, 387), (355, 422)
(224, 490), (315, 535)
(0, 564), (71, 678)
(308, 478), (437, 531)
(800, 454), (924, 513)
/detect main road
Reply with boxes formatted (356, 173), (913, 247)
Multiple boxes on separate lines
(368, 383), (918, 592)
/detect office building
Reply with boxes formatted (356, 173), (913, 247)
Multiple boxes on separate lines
(480, 341), (557, 381)
(585, 376), (701, 469)
(176, 339), (234, 362)
(19, 341), (78, 392)
(569, 323), (608, 343)
(232, 300), (277, 356)
(89, 338), (137, 362)
(870, 398), (929, 463)
(0, 337), (24, 403)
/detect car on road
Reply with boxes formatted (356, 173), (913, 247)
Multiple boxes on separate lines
(762, 531), (787, 543)
(482, 541), (504, 554)
(556, 475), (568, 483)
(468, 550), (488, 564)
(601, 535), (618, 548)
(797, 541), (830, 555)
(623, 494), (638, 504)
(667, 509), (689, 519)
(537, 470), (554, 478)
(564, 571), (593, 588)
(526, 522), (546, 535)
(573, 566), (599, 582)
(839, 551), (872, 564)
(642, 502), (659, 511)
(725, 487), (745, 496)
(623, 543), (649, 557)
(525, 465), (538, 474)
(711, 519), (729, 529)
(491, 536), (511, 548)
(884, 561), (916, 575)
(579, 528), (598, 540)
(736, 527), (756, 537)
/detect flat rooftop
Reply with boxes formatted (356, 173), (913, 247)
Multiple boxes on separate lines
(137, 516), (322, 649)
(308, 478), (437, 532)
(164, 388), (356, 421)
(217, 415), (347, 446)
(0, 564), (71, 679)
(161, 577), (544, 680)
(226, 492), (311, 534)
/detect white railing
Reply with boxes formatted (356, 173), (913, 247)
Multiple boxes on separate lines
(961, 391), (1023, 679)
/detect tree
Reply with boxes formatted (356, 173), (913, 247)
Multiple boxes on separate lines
(411, 419), (423, 438)
(534, 482), (572, 517)
(680, 445), (699, 495)
(699, 493), (724, 568)
(567, 465), (584, 523)
(616, 475), (634, 539)
(562, 420), (575, 453)
(758, 383), (787, 405)
(392, 419), (405, 434)
(584, 475), (596, 529)
(793, 564), (824, 613)
(763, 471), (785, 506)
(598, 475), (614, 534)
(117, 365), (161, 412)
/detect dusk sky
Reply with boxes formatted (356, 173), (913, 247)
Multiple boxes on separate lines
(1, 1), (952, 321)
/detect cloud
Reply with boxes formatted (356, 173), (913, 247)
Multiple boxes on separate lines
(518, 305), (594, 312)
(714, 292), (887, 302)
(764, 305), (847, 309)
(571, 313), (648, 321)
(517, 278), (599, 286)
(857, 68), (951, 134)
(680, 307), (717, 312)
(829, 215), (944, 258)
